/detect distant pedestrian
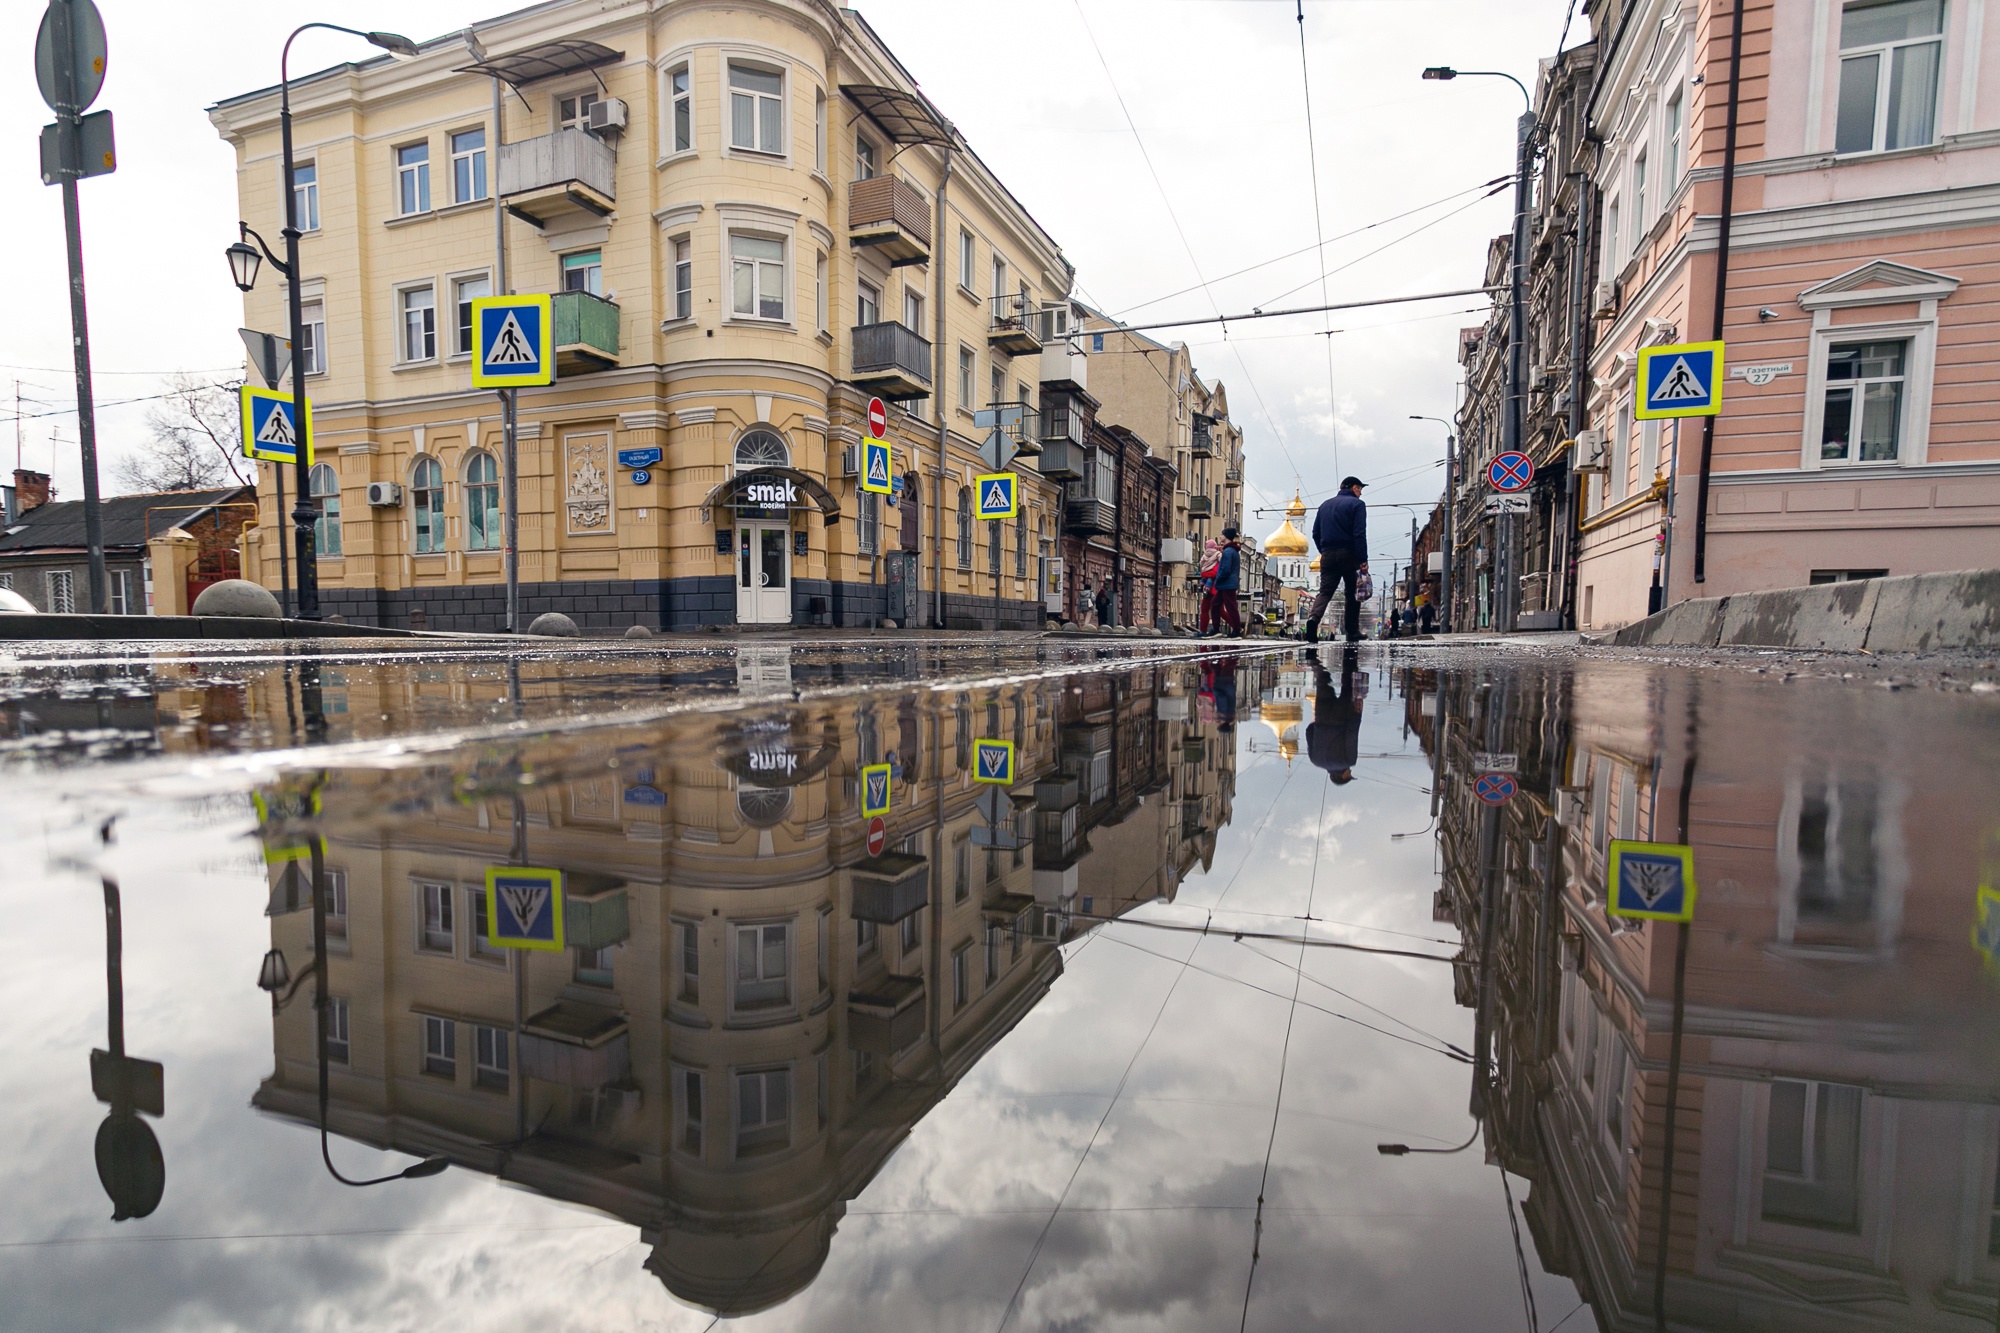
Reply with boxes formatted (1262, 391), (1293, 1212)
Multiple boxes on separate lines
(1418, 593), (1435, 635)
(1095, 580), (1114, 628)
(1304, 477), (1368, 644)
(1306, 647), (1363, 785)
(1195, 540), (1221, 634)
(1212, 528), (1245, 637)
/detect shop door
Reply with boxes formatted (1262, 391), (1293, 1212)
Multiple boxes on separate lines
(737, 523), (792, 624)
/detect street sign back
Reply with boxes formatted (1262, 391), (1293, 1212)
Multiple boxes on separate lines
(470, 294), (554, 388)
(36, 0), (108, 114)
(239, 328), (292, 392)
(1606, 840), (1697, 921)
(240, 386), (312, 465)
(485, 866), (566, 949)
(1637, 341), (1724, 419)
(979, 429), (1017, 471)
(975, 472), (1019, 520)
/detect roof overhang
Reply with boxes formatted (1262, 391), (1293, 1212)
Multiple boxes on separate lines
(456, 40), (622, 90)
(840, 84), (955, 148)
(698, 468), (841, 525)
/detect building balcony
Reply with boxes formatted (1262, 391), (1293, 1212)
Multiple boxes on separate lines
(988, 294), (1043, 357)
(498, 128), (614, 228)
(1036, 439), (1084, 480)
(1186, 494), (1213, 519)
(553, 291), (619, 375)
(851, 321), (933, 399)
(1040, 340), (1088, 391)
(1189, 433), (1213, 460)
(1064, 495), (1116, 535)
(849, 175), (931, 267)
(1224, 467), (1241, 488)
(1042, 393), (1087, 449)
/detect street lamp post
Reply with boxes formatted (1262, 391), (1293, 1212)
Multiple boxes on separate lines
(1410, 414), (1455, 633)
(227, 25), (417, 621)
(1423, 67), (1535, 634)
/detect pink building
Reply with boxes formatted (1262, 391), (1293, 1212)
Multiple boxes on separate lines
(1577, 0), (2000, 631)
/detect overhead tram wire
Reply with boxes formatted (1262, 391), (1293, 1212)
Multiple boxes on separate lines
(1254, 182), (1512, 310)
(1294, 0), (1342, 476)
(1068, 0), (1310, 484)
(1105, 284), (1494, 338)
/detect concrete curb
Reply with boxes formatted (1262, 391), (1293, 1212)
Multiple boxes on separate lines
(0, 613), (495, 641)
(1608, 567), (2000, 652)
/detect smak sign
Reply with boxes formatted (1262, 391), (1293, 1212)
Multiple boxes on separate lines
(742, 479), (798, 507)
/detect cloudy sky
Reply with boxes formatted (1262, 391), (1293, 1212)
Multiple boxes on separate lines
(1, 0), (1579, 562)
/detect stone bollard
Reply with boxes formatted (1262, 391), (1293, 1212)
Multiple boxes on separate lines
(528, 612), (579, 637)
(190, 579), (282, 619)
(623, 624), (655, 638)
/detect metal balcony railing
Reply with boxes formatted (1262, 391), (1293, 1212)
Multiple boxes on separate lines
(498, 128), (615, 224)
(848, 176), (932, 265)
(988, 293), (1042, 355)
(851, 321), (933, 398)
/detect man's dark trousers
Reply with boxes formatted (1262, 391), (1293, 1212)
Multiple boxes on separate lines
(1306, 548), (1363, 642)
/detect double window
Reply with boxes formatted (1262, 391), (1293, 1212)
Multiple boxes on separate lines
(1820, 340), (1907, 463)
(411, 456), (445, 553)
(956, 487), (972, 567)
(453, 274), (490, 356)
(309, 462), (341, 557)
(324, 997), (350, 1064)
(1763, 1080), (1863, 1230)
(736, 1067), (791, 1156)
(300, 299), (326, 375)
(1663, 93), (1684, 187)
(678, 920), (701, 1003)
(290, 161), (319, 232)
(561, 250), (602, 297)
(396, 142), (430, 216)
(731, 234), (787, 320)
(858, 490), (880, 554)
(854, 133), (877, 181)
(45, 569), (74, 614)
(418, 880), (453, 952)
(422, 1015), (456, 1077)
(557, 90), (598, 132)
(959, 229), (976, 292)
(958, 346), (975, 410)
(474, 1025), (509, 1090)
(734, 921), (790, 1009)
(1629, 150), (1648, 246)
(401, 284), (436, 362)
(728, 63), (784, 155)
(673, 238), (694, 320)
(1836, 0), (1942, 154)
(465, 451), (500, 551)
(451, 128), (486, 203)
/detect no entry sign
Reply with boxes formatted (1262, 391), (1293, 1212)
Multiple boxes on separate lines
(867, 397), (888, 438)
(866, 816), (887, 857)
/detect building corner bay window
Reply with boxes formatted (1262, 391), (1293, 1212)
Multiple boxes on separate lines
(1836, 0), (1943, 154)
(465, 452), (501, 551)
(412, 457), (446, 553)
(1763, 1080), (1863, 1230)
(1820, 340), (1906, 463)
(310, 462), (341, 556)
(729, 64), (784, 154)
(731, 235), (786, 320)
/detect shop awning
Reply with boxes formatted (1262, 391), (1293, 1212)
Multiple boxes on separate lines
(699, 467), (842, 525)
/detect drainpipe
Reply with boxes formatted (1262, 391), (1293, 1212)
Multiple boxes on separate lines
(1693, 0), (1747, 585)
(931, 141), (956, 628)
(1561, 169), (1592, 629)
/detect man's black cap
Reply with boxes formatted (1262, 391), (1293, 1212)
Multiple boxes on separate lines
(1341, 476), (1366, 491)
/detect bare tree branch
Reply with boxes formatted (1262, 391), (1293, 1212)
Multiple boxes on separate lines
(113, 376), (249, 494)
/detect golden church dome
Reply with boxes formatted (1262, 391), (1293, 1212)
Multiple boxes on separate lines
(1263, 490), (1310, 557)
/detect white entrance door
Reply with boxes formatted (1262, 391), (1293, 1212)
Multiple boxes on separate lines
(737, 523), (792, 624)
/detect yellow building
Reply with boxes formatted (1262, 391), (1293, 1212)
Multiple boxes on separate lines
(210, 1), (1078, 631)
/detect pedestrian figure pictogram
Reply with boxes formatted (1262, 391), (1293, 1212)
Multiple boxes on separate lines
(255, 407), (294, 447)
(1637, 340), (1725, 419)
(862, 438), (892, 495)
(487, 311), (536, 364)
(1654, 357), (1707, 401)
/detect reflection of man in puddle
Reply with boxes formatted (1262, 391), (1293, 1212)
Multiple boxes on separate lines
(1201, 655), (1239, 735)
(1307, 648), (1363, 785)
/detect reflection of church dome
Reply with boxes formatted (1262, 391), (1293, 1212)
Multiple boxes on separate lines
(1260, 667), (1304, 764)
(1308, 554), (1321, 573)
(1264, 490), (1309, 558)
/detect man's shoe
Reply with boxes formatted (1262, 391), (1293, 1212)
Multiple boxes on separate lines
(1303, 620), (1319, 644)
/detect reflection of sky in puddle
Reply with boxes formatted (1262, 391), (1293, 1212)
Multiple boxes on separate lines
(2, 648), (1996, 1331)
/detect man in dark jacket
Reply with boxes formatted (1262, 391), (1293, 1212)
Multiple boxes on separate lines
(1211, 527), (1244, 637)
(1305, 647), (1363, 784)
(1304, 477), (1367, 644)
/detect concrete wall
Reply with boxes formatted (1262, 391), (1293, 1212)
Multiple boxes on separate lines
(1606, 567), (2000, 651)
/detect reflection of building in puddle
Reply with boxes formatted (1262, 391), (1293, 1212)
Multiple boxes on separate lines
(1425, 667), (2000, 1330)
(252, 666), (1236, 1314)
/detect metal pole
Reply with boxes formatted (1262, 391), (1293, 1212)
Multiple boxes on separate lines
(493, 73), (520, 633)
(48, 0), (106, 614)
(1659, 420), (1681, 607)
(279, 65), (319, 620)
(272, 457), (291, 616)
(931, 142), (956, 630)
(1441, 432), (1455, 633)
(1503, 110), (1536, 634)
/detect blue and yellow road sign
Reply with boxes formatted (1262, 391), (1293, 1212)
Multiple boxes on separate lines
(1636, 341), (1724, 419)
(975, 472), (1019, 520)
(861, 762), (892, 816)
(484, 866), (566, 950)
(240, 386), (313, 465)
(1606, 839), (1697, 921)
(470, 294), (554, 388)
(973, 739), (1016, 785)
(861, 438), (893, 495)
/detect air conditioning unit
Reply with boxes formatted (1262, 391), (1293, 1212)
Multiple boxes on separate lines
(586, 97), (629, 134)
(1591, 280), (1618, 318)
(1572, 429), (1608, 474)
(366, 482), (403, 507)
(839, 445), (859, 477)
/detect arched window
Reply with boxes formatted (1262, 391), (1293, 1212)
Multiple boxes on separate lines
(1014, 509), (1027, 578)
(411, 456), (445, 553)
(309, 462), (341, 557)
(736, 785), (792, 829)
(733, 430), (789, 472)
(955, 487), (972, 568)
(464, 451), (500, 551)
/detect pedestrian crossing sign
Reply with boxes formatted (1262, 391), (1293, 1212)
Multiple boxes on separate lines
(470, 294), (554, 388)
(861, 438), (893, 495)
(1606, 839), (1698, 922)
(972, 739), (1016, 785)
(484, 866), (566, 950)
(1636, 340), (1724, 419)
(975, 472), (1019, 520)
(239, 386), (313, 465)
(861, 762), (892, 816)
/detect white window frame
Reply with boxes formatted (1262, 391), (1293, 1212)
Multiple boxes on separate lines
(449, 269), (492, 359)
(395, 141), (431, 217)
(1630, 149), (1648, 244)
(959, 228), (977, 293)
(309, 460), (342, 558)
(397, 281), (437, 365)
(1798, 313), (1937, 470)
(725, 58), (786, 158)
(449, 126), (487, 204)
(665, 62), (694, 158)
(1774, 768), (1906, 959)
(299, 295), (327, 376)
(1832, 0), (1946, 155)
(958, 345), (975, 412)
(410, 455), (447, 554)
(555, 88), (599, 133)
(290, 158), (320, 233)
(463, 450), (502, 553)
(728, 230), (790, 324)
(324, 995), (350, 1064)
(854, 131), (878, 182)
(674, 1064), (705, 1156)
(1602, 194), (1623, 276)
(813, 87), (827, 174)
(815, 251), (828, 334)
(421, 1014), (456, 1078)
(1663, 91), (1684, 188)
(108, 567), (131, 615)
(672, 235), (695, 323)
(416, 878), (454, 954)
(45, 568), (74, 613)
(474, 1024), (509, 1090)
(732, 918), (792, 1012)
(734, 1065), (792, 1157)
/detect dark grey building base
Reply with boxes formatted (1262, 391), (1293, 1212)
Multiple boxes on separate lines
(312, 577), (1046, 633)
